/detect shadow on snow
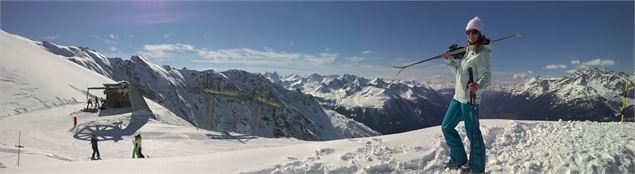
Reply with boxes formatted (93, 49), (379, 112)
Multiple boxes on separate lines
(73, 112), (149, 142)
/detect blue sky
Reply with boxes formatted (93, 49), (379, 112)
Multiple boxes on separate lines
(1, 1), (633, 82)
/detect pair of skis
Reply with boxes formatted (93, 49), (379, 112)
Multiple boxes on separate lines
(393, 32), (522, 75)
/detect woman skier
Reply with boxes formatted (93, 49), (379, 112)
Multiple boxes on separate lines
(441, 16), (491, 173)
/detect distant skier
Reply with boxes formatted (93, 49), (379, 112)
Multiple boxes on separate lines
(94, 96), (100, 109)
(87, 98), (93, 109)
(132, 134), (145, 158)
(90, 134), (101, 160)
(441, 16), (491, 173)
(100, 98), (107, 110)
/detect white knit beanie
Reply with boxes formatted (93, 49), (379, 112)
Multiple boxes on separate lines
(466, 17), (484, 35)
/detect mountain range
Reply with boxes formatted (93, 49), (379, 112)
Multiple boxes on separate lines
(38, 40), (379, 140)
(265, 67), (634, 134)
(38, 39), (634, 136)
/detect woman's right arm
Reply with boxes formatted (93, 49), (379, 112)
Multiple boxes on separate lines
(444, 55), (459, 74)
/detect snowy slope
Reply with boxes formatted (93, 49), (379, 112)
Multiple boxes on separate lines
(0, 29), (306, 169)
(3, 119), (633, 173)
(37, 39), (379, 140)
(0, 30), (113, 117)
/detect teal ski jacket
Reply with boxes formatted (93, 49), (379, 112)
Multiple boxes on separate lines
(443, 42), (492, 104)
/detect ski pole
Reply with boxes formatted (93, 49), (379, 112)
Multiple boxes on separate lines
(621, 80), (629, 122)
(467, 67), (484, 171)
(15, 130), (24, 167)
(393, 32), (522, 75)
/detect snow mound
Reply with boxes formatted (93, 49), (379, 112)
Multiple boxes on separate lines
(239, 120), (634, 174)
(324, 109), (379, 139)
(488, 120), (634, 173)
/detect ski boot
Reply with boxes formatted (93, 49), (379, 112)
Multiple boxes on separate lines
(444, 160), (461, 170)
(460, 164), (471, 173)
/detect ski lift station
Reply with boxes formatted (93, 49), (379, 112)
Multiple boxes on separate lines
(85, 81), (153, 118)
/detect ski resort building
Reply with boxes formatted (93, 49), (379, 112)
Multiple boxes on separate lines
(87, 81), (153, 118)
(88, 81), (131, 108)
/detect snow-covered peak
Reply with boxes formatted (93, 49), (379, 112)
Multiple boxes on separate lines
(481, 67), (634, 120)
(516, 67), (631, 102)
(38, 40), (113, 78)
(40, 41), (78, 57)
(263, 71), (282, 84)
(284, 74), (304, 81)
(369, 77), (387, 88)
(264, 72), (442, 108)
(263, 72), (447, 134)
(307, 73), (324, 82)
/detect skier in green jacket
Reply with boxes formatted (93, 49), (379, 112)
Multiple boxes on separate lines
(132, 134), (145, 158)
(441, 16), (491, 173)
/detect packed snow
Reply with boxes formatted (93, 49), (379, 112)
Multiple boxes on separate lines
(2, 113), (633, 173)
(0, 30), (112, 117)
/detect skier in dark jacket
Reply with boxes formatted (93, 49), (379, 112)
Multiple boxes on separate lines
(94, 96), (100, 109)
(90, 134), (101, 160)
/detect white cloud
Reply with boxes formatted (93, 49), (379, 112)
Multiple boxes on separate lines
(110, 46), (119, 52)
(164, 33), (171, 39)
(90, 34), (118, 45)
(513, 74), (525, 79)
(349, 56), (368, 63)
(198, 48), (337, 65)
(512, 71), (534, 79)
(570, 58), (615, 67)
(139, 43), (337, 65)
(139, 43), (196, 58)
(307, 52), (337, 65)
(42, 35), (60, 40)
(566, 69), (578, 74)
(582, 58), (615, 66)
(361, 50), (373, 55)
(123, 32), (134, 38)
(109, 34), (119, 40)
(565, 58), (616, 72)
(545, 64), (567, 70)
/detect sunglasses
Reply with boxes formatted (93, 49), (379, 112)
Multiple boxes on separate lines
(466, 29), (480, 35)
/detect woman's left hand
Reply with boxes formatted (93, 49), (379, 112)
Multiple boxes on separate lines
(468, 83), (478, 93)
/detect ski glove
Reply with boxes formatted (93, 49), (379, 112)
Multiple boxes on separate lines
(447, 44), (465, 60)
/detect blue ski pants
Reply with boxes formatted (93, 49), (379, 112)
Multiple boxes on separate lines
(442, 99), (486, 172)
